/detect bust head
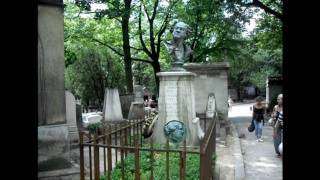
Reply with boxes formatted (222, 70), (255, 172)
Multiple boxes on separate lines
(171, 21), (190, 40)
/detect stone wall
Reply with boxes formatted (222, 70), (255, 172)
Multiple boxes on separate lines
(184, 63), (229, 122)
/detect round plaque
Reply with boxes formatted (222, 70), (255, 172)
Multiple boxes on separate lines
(163, 120), (186, 144)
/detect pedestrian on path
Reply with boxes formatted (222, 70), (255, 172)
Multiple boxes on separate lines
(252, 96), (266, 142)
(271, 94), (283, 157)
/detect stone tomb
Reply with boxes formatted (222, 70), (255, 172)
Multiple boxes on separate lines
(184, 63), (229, 122)
(152, 71), (200, 146)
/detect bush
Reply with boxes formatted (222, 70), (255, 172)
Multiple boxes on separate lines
(87, 122), (102, 134)
(100, 145), (217, 180)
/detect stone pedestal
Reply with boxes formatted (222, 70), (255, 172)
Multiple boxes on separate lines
(38, 125), (71, 171)
(152, 71), (199, 146)
(102, 88), (123, 121)
(38, 1), (79, 179)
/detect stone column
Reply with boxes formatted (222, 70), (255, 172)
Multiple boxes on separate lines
(38, 0), (79, 178)
(152, 71), (199, 146)
(38, 0), (66, 126)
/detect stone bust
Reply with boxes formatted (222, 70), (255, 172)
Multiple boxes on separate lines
(164, 21), (193, 71)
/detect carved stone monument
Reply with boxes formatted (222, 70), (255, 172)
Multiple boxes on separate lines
(164, 21), (192, 71)
(38, 0), (79, 179)
(152, 21), (205, 146)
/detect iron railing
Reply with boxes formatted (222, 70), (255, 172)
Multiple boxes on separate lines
(79, 114), (217, 180)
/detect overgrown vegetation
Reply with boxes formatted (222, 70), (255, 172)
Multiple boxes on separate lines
(100, 149), (214, 179)
(87, 122), (103, 134)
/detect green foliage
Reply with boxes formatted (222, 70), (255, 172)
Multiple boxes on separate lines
(101, 149), (205, 180)
(64, 0), (282, 96)
(171, 0), (250, 63)
(87, 122), (103, 134)
(64, 1), (128, 107)
(65, 48), (126, 108)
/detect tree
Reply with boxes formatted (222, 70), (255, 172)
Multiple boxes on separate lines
(65, 48), (126, 110)
(64, 2), (127, 109)
(227, 0), (283, 21)
(126, 0), (179, 94)
(65, 0), (283, 98)
(74, 0), (136, 93)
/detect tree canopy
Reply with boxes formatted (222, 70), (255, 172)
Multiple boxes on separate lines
(64, 0), (282, 103)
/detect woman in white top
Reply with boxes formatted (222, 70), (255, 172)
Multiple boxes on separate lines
(272, 94), (283, 157)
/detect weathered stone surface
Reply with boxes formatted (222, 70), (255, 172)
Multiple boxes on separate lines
(38, 2), (79, 177)
(152, 71), (199, 146)
(184, 63), (229, 122)
(134, 85), (144, 103)
(128, 102), (145, 120)
(119, 94), (134, 119)
(38, 165), (79, 180)
(65, 91), (79, 143)
(102, 88), (123, 121)
(38, 125), (71, 171)
(38, 4), (65, 125)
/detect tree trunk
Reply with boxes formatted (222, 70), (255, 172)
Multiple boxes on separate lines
(122, 0), (133, 93)
(152, 60), (161, 96)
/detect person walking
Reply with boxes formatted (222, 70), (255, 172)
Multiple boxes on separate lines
(272, 94), (283, 157)
(252, 96), (266, 142)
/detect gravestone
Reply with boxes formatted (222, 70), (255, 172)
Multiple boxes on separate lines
(134, 85), (144, 103)
(206, 93), (216, 118)
(152, 71), (200, 146)
(65, 91), (79, 143)
(184, 63), (229, 123)
(127, 85), (145, 120)
(102, 88), (124, 121)
(38, 0), (79, 178)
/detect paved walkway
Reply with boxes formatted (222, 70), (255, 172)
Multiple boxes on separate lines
(229, 103), (282, 180)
